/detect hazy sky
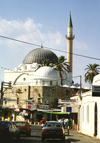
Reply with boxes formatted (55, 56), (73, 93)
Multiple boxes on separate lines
(0, 0), (100, 88)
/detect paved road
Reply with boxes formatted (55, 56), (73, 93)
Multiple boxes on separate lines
(1, 125), (100, 143)
(65, 129), (100, 143)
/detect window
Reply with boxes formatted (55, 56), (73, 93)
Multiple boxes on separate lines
(45, 100), (50, 104)
(23, 78), (26, 81)
(38, 98), (41, 104)
(66, 90), (69, 95)
(50, 81), (52, 85)
(36, 81), (38, 85)
(17, 98), (19, 104)
(46, 122), (62, 127)
(87, 105), (89, 123)
(56, 81), (58, 86)
(4, 111), (8, 119)
(42, 80), (45, 85)
(5, 101), (7, 104)
(24, 66), (27, 70)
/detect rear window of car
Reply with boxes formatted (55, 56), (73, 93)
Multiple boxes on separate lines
(14, 122), (26, 126)
(0, 122), (9, 128)
(46, 122), (62, 127)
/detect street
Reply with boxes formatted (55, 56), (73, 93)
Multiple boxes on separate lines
(1, 124), (100, 143)
(18, 124), (68, 143)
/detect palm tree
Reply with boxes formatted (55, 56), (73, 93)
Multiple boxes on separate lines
(42, 59), (53, 66)
(84, 63), (100, 84)
(38, 56), (69, 85)
(38, 59), (53, 68)
(53, 56), (69, 85)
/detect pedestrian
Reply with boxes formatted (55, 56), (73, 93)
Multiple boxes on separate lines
(64, 118), (68, 129)
(61, 118), (64, 128)
(41, 118), (46, 127)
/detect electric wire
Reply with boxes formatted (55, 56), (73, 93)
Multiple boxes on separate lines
(0, 35), (100, 61)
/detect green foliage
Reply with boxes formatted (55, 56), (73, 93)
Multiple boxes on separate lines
(39, 56), (69, 85)
(84, 63), (100, 84)
(53, 56), (69, 85)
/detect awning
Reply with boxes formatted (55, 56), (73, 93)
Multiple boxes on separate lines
(14, 109), (20, 112)
(19, 113), (30, 116)
(42, 111), (69, 114)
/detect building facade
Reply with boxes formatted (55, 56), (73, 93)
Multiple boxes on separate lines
(75, 74), (100, 139)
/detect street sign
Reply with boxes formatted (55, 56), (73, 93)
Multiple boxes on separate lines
(26, 99), (36, 103)
(3, 97), (17, 101)
(58, 99), (77, 104)
(66, 107), (72, 112)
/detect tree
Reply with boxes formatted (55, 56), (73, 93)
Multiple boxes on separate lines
(41, 59), (53, 66)
(38, 56), (69, 85)
(84, 63), (100, 84)
(53, 56), (69, 85)
(37, 59), (53, 69)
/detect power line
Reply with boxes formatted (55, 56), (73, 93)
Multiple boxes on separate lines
(0, 35), (100, 61)
(0, 35), (40, 47)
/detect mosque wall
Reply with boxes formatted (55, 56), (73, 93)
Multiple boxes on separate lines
(2, 85), (78, 108)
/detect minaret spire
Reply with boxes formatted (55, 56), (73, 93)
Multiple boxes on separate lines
(66, 12), (75, 73)
(68, 12), (73, 27)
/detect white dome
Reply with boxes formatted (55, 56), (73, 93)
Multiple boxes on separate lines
(33, 66), (60, 80)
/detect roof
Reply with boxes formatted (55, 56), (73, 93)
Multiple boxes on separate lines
(23, 48), (58, 64)
(43, 111), (69, 114)
(68, 12), (73, 27)
(33, 66), (60, 80)
(14, 121), (27, 122)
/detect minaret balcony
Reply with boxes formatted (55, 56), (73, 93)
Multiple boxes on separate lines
(66, 35), (75, 40)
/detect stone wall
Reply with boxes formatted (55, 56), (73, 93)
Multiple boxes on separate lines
(2, 85), (79, 108)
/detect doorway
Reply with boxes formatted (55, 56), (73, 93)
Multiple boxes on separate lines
(94, 102), (97, 136)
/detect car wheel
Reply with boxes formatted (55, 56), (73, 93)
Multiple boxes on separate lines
(17, 133), (20, 140)
(42, 137), (45, 142)
(62, 136), (65, 141)
(9, 134), (13, 141)
(28, 132), (31, 137)
(26, 132), (30, 137)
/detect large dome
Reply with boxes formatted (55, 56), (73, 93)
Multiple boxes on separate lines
(33, 66), (60, 80)
(23, 48), (58, 64)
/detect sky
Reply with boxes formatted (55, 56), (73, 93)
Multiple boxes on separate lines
(0, 0), (100, 88)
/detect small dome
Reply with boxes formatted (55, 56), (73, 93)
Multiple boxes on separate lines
(23, 48), (58, 64)
(33, 66), (60, 80)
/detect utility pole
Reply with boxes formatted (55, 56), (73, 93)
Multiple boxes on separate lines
(0, 82), (3, 120)
(80, 75), (82, 99)
(78, 75), (82, 131)
(0, 81), (12, 120)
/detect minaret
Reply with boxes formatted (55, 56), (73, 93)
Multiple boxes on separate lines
(66, 12), (75, 73)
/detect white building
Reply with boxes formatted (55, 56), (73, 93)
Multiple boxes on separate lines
(31, 66), (61, 86)
(78, 74), (100, 139)
(4, 13), (74, 87)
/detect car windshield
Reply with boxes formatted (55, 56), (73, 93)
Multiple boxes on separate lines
(14, 122), (26, 126)
(0, 122), (9, 128)
(46, 122), (62, 127)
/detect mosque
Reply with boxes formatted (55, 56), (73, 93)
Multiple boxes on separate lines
(3, 13), (100, 139)
(2, 13), (82, 125)
(4, 13), (75, 87)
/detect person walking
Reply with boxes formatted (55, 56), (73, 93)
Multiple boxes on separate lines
(41, 118), (46, 127)
(64, 118), (68, 129)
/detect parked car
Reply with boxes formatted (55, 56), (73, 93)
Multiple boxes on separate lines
(0, 121), (20, 141)
(41, 121), (65, 141)
(14, 121), (31, 136)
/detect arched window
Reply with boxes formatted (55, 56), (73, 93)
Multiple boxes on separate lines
(24, 65), (27, 70)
